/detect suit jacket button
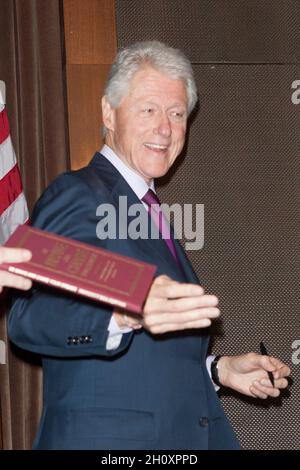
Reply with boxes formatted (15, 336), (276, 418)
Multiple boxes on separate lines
(87, 335), (93, 343)
(199, 417), (209, 427)
(67, 337), (72, 345)
(79, 336), (85, 344)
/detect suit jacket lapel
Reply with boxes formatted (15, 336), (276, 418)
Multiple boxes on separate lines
(89, 153), (178, 269)
(111, 176), (179, 270)
(173, 237), (200, 283)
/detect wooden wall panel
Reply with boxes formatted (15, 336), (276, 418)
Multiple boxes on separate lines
(66, 64), (111, 170)
(64, 0), (116, 64)
(63, 0), (117, 169)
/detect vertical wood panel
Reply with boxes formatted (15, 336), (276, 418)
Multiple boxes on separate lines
(64, 0), (116, 64)
(63, 0), (117, 169)
(66, 64), (111, 170)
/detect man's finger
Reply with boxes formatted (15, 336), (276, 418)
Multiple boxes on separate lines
(0, 271), (32, 290)
(166, 294), (218, 312)
(269, 358), (291, 379)
(0, 248), (32, 264)
(149, 318), (212, 334)
(154, 281), (205, 299)
(252, 380), (280, 398)
(145, 307), (220, 327)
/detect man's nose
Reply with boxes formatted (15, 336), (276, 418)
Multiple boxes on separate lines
(155, 113), (172, 137)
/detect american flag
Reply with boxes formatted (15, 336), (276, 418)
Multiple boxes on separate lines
(0, 80), (28, 244)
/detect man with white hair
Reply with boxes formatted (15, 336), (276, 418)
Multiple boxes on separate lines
(9, 41), (290, 450)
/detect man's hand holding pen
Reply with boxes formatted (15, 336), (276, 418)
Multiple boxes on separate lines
(215, 352), (291, 399)
(260, 341), (275, 387)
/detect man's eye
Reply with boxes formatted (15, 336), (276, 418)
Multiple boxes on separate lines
(142, 108), (154, 114)
(170, 111), (185, 120)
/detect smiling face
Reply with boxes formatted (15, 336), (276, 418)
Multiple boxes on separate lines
(102, 66), (188, 184)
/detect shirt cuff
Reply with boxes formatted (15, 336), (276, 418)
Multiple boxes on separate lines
(106, 314), (132, 351)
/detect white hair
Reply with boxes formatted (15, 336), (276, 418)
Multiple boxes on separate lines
(102, 41), (198, 135)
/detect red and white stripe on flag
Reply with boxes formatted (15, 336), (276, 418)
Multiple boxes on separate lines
(0, 86), (29, 244)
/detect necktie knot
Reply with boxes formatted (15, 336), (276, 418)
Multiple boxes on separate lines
(142, 189), (161, 208)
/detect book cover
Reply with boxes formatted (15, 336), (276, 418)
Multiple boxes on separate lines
(2, 225), (157, 314)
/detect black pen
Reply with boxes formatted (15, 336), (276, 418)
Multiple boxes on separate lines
(260, 341), (275, 387)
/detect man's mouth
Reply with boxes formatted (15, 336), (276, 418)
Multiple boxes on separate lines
(143, 143), (169, 152)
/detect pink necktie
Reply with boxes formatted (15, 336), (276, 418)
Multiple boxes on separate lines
(142, 189), (178, 262)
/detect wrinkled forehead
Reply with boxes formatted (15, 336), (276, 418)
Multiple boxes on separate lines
(124, 66), (188, 104)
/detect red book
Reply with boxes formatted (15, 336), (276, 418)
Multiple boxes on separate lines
(2, 225), (157, 314)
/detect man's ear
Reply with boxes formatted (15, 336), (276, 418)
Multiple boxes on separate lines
(102, 96), (115, 131)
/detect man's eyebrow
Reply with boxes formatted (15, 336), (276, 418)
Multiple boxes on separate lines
(168, 103), (187, 110)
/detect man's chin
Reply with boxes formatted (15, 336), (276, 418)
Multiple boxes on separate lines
(145, 165), (171, 180)
(147, 162), (171, 179)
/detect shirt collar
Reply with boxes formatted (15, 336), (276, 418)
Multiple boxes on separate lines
(100, 145), (155, 200)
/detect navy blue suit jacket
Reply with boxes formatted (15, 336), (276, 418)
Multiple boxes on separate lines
(9, 153), (239, 450)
